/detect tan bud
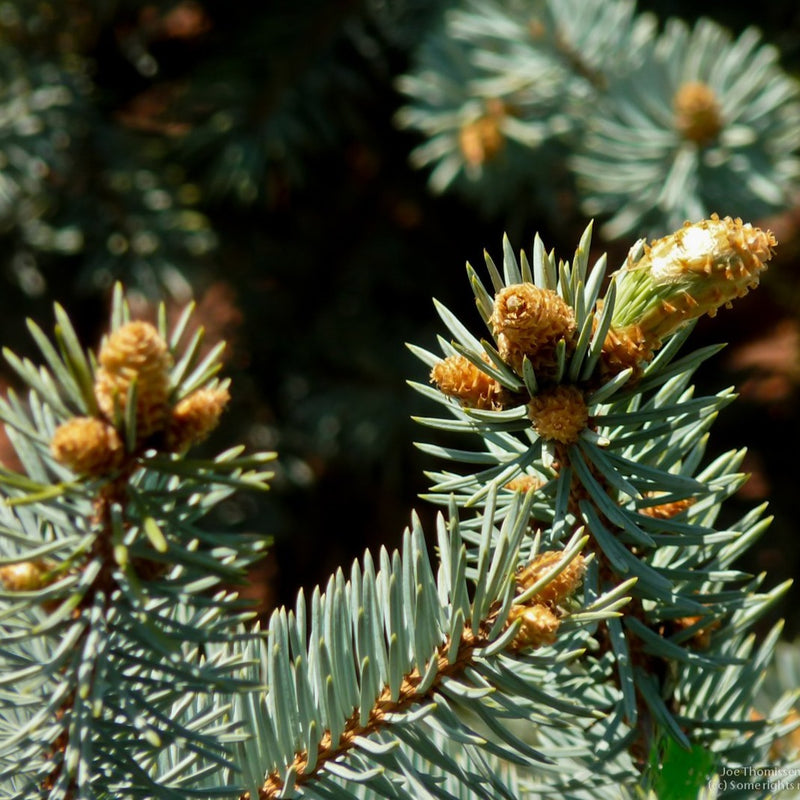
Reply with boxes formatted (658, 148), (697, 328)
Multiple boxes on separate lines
(51, 416), (124, 476)
(95, 321), (173, 440)
(431, 354), (505, 410)
(504, 474), (544, 493)
(166, 386), (231, 452)
(598, 323), (652, 378)
(507, 603), (560, 648)
(0, 559), (52, 592)
(674, 81), (723, 145)
(527, 385), (588, 444)
(516, 551), (586, 607)
(491, 284), (576, 375)
(639, 493), (696, 520)
(458, 102), (506, 167)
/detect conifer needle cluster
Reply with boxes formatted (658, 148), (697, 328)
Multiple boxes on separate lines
(0, 217), (796, 799)
(397, 0), (800, 237)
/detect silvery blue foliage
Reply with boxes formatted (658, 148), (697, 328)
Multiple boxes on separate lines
(0, 235), (797, 797)
(397, 0), (800, 239)
(572, 18), (800, 238)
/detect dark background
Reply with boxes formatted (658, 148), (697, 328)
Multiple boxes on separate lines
(1, 0), (799, 634)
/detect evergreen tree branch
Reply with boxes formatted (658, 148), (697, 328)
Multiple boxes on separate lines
(410, 218), (796, 794)
(233, 490), (632, 799)
(0, 288), (273, 797)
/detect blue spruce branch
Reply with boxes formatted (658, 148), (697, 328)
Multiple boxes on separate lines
(0, 218), (798, 799)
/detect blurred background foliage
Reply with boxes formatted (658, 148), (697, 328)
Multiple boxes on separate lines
(0, 0), (799, 631)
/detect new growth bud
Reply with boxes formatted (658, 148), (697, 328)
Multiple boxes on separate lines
(49, 313), (233, 474)
(673, 82), (723, 145)
(490, 283), (576, 376)
(95, 321), (173, 441)
(166, 386), (231, 452)
(516, 550), (587, 607)
(606, 214), (776, 368)
(527, 385), (588, 444)
(504, 474), (544, 493)
(507, 604), (560, 647)
(459, 100), (506, 168)
(430, 354), (504, 410)
(639, 492), (696, 520)
(51, 416), (125, 475)
(0, 559), (53, 592)
(506, 551), (586, 650)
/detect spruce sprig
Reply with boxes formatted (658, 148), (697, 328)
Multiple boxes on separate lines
(413, 217), (794, 794)
(0, 286), (273, 797)
(231, 492), (628, 799)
